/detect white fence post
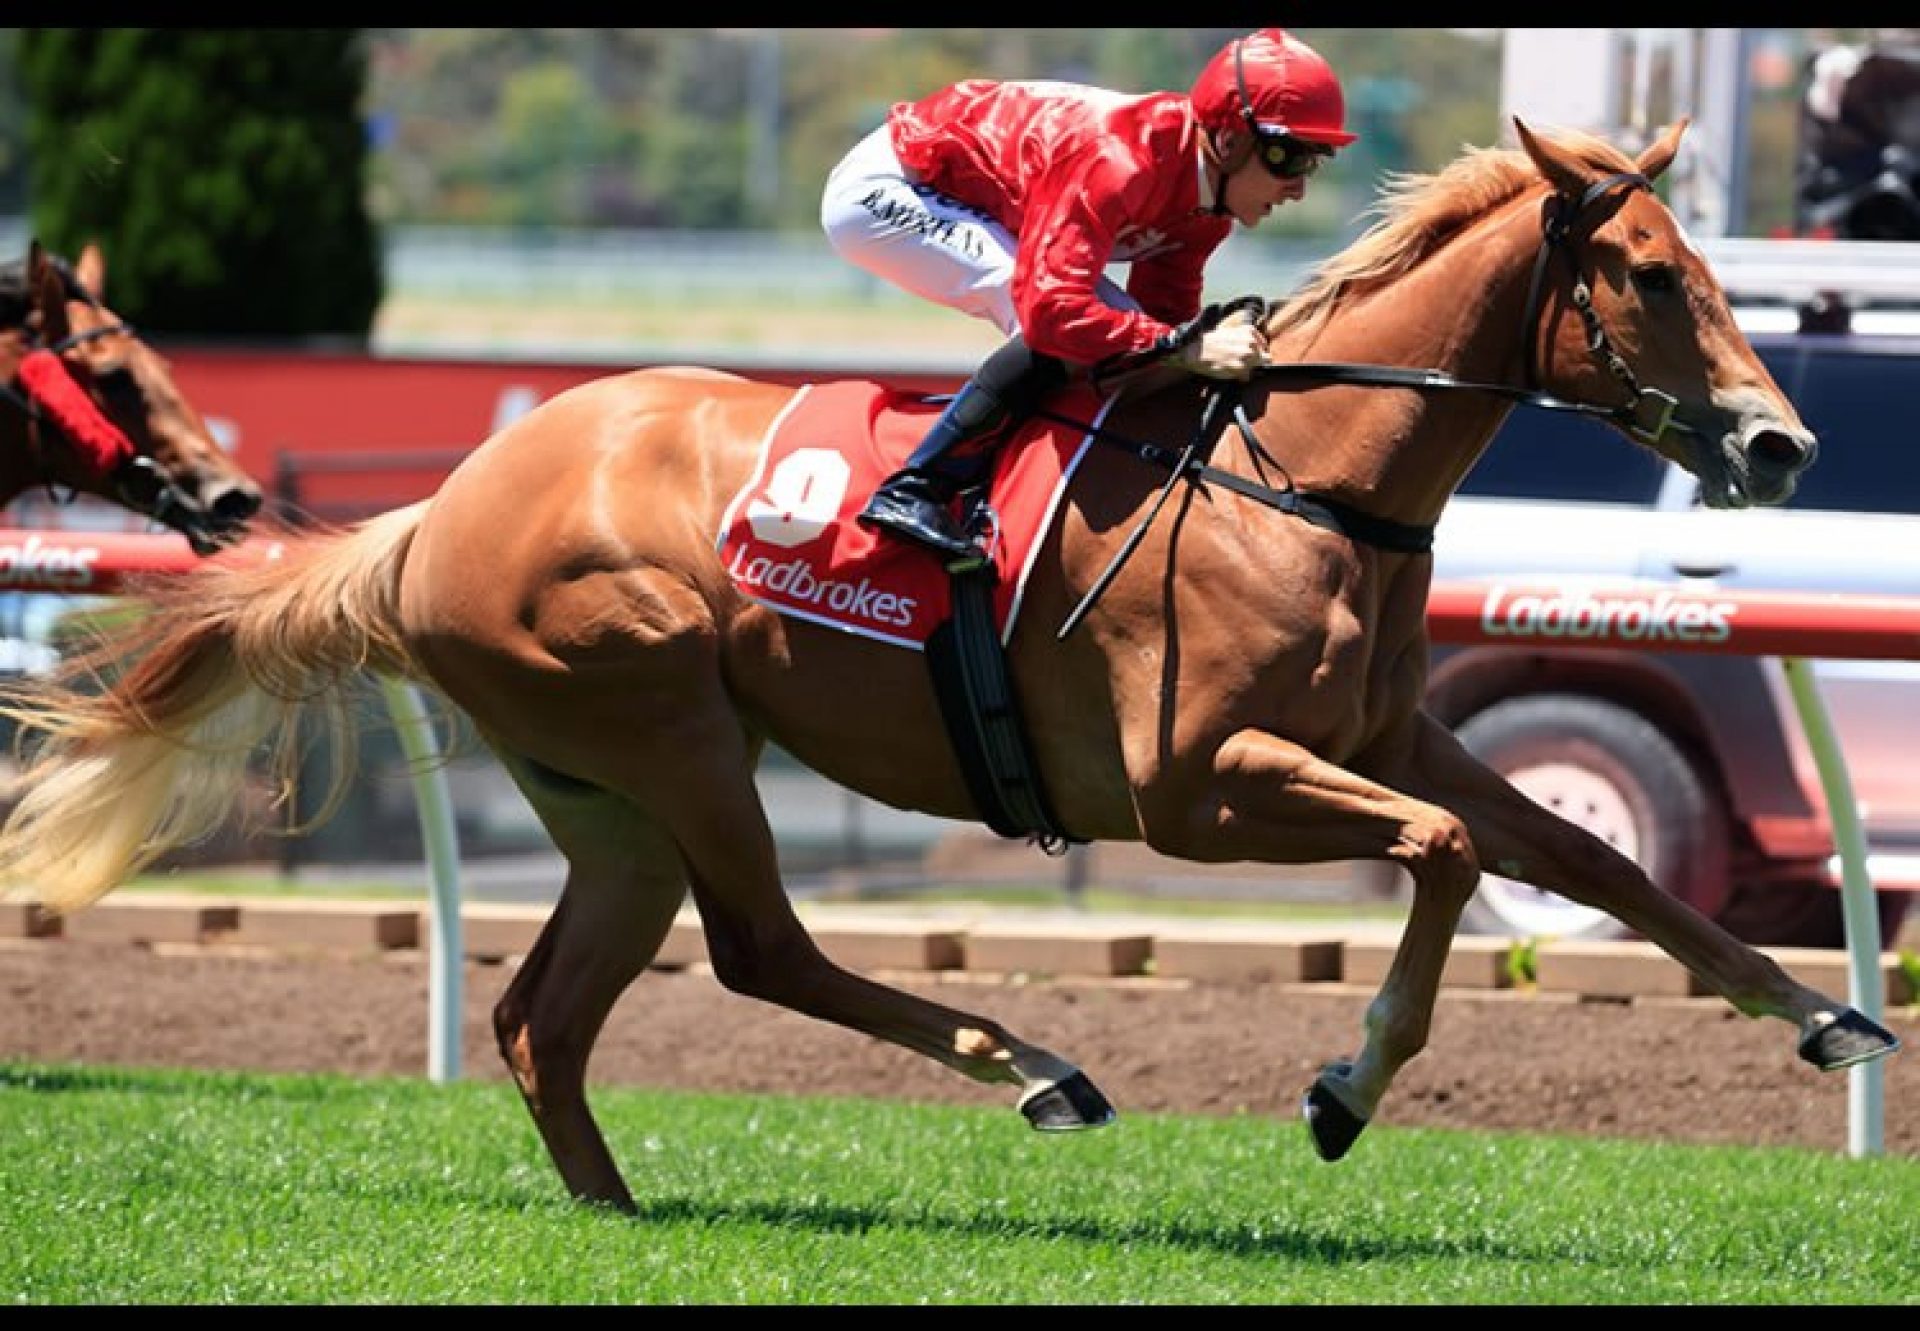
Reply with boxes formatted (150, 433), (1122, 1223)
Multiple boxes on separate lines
(377, 676), (465, 1084)
(1781, 657), (1886, 1157)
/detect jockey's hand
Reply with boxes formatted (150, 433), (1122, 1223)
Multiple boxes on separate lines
(1176, 321), (1269, 380)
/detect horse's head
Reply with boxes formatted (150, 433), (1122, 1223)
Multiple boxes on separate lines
(1514, 116), (1818, 510)
(5, 239), (264, 552)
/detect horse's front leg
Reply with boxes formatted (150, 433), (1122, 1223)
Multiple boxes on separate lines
(1379, 711), (1902, 1073)
(1146, 727), (1485, 1161)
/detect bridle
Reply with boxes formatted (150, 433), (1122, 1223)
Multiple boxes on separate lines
(1053, 171), (1698, 636)
(1233, 169), (1690, 450)
(0, 297), (213, 547)
(2, 321), (122, 478)
(1520, 171), (1681, 442)
(3, 318), (149, 483)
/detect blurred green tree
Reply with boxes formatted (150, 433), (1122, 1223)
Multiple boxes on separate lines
(18, 28), (382, 341)
(0, 31), (24, 215)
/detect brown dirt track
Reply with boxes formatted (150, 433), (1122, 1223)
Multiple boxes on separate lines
(2, 936), (1915, 1157)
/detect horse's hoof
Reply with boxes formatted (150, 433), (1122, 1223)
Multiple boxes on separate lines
(1799, 1008), (1903, 1071)
(1302, 1072), (1369, 1163)
(1018, 1071), (1116, 1132)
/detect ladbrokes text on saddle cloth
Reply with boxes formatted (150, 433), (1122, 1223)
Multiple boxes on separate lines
(715, 379), (1113, 650)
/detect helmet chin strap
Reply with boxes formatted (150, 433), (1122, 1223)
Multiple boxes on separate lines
(1207, 132), (1234, 217)
(1212, 37), (1263, 219)
(1224, 32), (1260, 217)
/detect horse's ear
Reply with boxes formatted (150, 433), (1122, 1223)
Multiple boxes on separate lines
(27, 239), (72, 344)
(1635, 118), (1689, 183)
(75, 242), (105, 301)
(1512, 116), (1591, 199)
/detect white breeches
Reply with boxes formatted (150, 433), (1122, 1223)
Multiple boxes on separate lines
(819, 124), (1137, 339)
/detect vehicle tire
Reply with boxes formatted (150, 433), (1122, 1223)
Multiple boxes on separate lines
(1714, 878), (1914, 951)
(1452, 694), (1731, 942)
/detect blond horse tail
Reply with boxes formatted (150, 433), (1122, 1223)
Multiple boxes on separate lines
(0, 502), (429, 915)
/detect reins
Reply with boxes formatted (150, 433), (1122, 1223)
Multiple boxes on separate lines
(1054, 381), (1238, 641)
(1235, 173), (1681, 441)
(1049, 171), (1685, 641)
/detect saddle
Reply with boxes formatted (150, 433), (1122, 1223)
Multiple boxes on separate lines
(716, 377), (1114, 852)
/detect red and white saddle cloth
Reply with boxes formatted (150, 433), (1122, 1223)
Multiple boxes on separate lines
(715, 379), (1116, 650)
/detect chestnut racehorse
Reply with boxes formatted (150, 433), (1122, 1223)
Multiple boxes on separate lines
(0, 120), (1899, 1211)
(0, 239), (263, 551)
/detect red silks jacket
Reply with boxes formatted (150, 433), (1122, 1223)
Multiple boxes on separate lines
(888, 79), (1233, 367)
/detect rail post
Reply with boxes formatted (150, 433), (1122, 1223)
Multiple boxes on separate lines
(377, 677), (465, 1084)
(1782, 658), (1886, 1156)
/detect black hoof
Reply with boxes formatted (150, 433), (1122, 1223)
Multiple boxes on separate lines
(1302, 1074), (1369, 1163)
(1799, 1008), (1903, 1072)
(1019, 1071), (1116, 1132)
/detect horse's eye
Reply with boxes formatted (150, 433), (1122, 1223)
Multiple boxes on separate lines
(1633, 264), (1677, 297)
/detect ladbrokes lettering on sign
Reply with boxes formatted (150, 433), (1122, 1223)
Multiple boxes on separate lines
(1480, 585), (1737, 645)
(0, 534), (102, 591)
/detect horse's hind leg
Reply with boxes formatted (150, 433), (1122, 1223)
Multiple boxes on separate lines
(600, 687), (1112, 1131)
(488, 751), (691, 1213)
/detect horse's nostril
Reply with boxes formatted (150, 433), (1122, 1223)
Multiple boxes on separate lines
(1749, 429), (1811, 472)
(211, 487), (263, 526)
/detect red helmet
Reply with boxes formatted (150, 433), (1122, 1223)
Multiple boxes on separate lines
(1190, 29), (1356, 150)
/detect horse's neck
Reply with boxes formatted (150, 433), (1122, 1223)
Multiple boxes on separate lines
(1259, 201), (1543, 527)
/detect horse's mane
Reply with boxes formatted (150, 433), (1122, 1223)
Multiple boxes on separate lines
(1267, 126), (1640, 340)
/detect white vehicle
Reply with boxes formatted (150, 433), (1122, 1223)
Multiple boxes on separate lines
(1427, 244), (1920, 947)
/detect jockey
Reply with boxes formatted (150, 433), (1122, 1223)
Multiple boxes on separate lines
(820, 27), (1356, 562)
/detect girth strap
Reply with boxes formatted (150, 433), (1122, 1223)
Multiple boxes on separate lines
(923, 559), (1079, 854)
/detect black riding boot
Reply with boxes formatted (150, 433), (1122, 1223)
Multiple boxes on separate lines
(858, 337), (1067, 561)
